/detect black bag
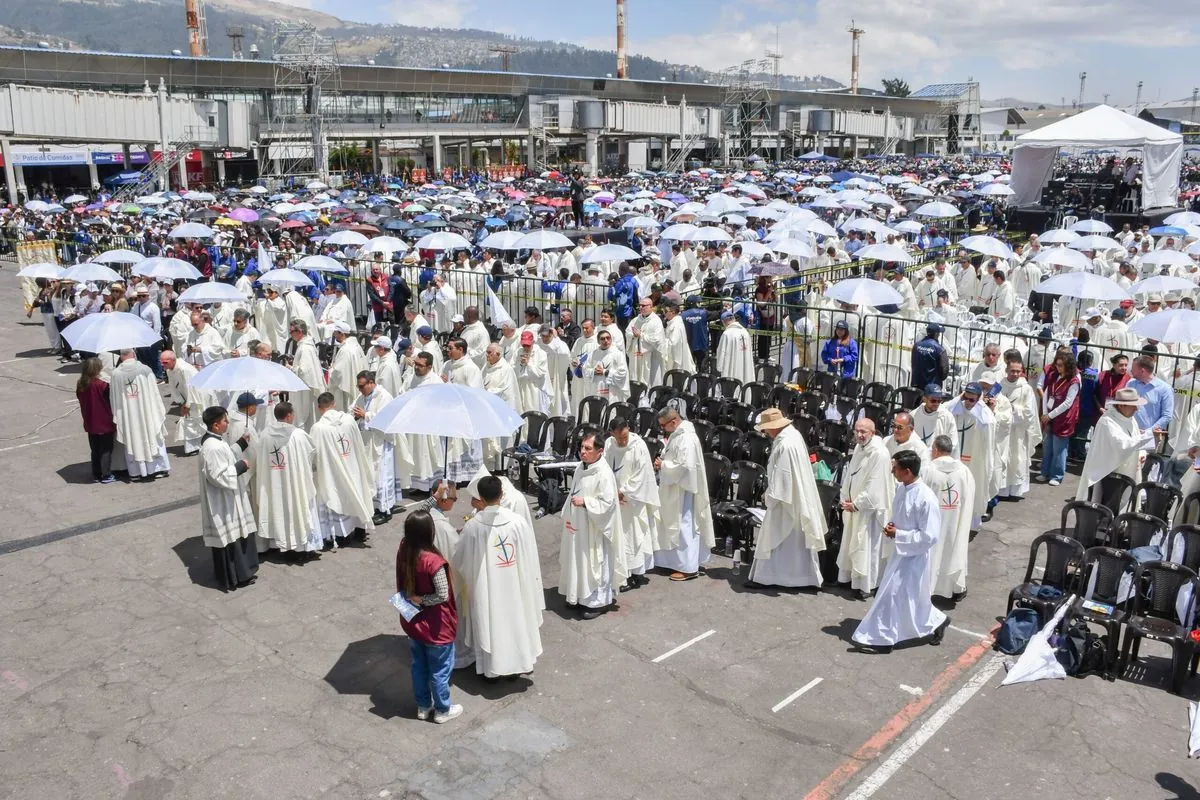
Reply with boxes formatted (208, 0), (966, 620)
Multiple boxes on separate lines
(1056, 620), (1109, 677)
(537, 477), (567, 514)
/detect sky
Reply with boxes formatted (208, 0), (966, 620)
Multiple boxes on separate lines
(274, 0), (1200, 105)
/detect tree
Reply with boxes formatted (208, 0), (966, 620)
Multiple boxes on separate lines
(882, 78), (911, 97)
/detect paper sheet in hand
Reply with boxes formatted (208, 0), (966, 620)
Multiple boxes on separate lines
(389, 592), (421, 623)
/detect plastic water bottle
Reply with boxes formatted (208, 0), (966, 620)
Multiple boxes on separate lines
(724, 536), (734, 557)
(731, 552), (741, 576)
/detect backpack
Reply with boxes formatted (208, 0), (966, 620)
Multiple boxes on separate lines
(995, 607), (1040, 655)
(537, 477), (567, 515)
(1055, 620), (1110, 677)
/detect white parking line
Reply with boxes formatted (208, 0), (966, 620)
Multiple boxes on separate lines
(651, 629), (715, 663)
(845, 655), (1006, 799)
(0, 434), (74, 453)
(772, 677), (823, 713)
(898, 684), (923, 696)
(949, 624), (990, 640)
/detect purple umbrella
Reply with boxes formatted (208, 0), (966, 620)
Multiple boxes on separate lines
(85, 202), (105, 211)
(228, 207), (260, 223)
(750, 261), (797, 277)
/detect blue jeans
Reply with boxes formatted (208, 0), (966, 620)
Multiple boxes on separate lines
(1041, 434), (1069, 481)
(409, 639), (454, 713)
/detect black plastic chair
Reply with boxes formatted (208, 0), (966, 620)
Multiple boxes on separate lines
(1179, 490), (1200, 525)
(502, 410), (550, 489)
(792, 412), (818, 445)
(687, 373), (716, 398)
(726, 402), (758, 433)
(1110, 512), (1167, 551)
(692, 419), (715, 451)
(1168, 524), (1200, 573)
(1060, 500), (1116, 549)
(704, 452), (733, 502)
(663, 369), (691, 392)
(890, 385), (924, 411)
(768, 384), (798, 412)
(862, 381), (892, 405)
(793, 391), (826, 419)
(740, 381), (771, 409)
(1007, 533), (1085, 623)
(1072, 546), (1138, 679)
(819, 419), (852, 452)
(1136, 481), (1182, 524)
(646, 384), (678, 411)
(789, 367), (814, 390)
(713, 460), (768, 556)
(627, 380), (647, 408)
(815, 478), (844, 583)
(1141, 452), (1173, 484)
(1119, 560), (1198, 694)
(631, 406), (657, 439)
(710, 425), (746, 462)
(530, 415), (572, 462)
(576, 395), (608, 427)
(738, 430), (772, 466)
(814, 445), (846, 481)
(839, 377), (867, 401)
(811, 371), (840, 399)
(644, 437), (664, 463)
(1086, 472), (1137, 518)
(856, 401), (890, 433)
(756, 362), (781, 384)
(714, 376), (742, 400)
(602, 401), (635, 429)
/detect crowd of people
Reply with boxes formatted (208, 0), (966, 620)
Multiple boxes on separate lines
(10, 150), (1200, 718)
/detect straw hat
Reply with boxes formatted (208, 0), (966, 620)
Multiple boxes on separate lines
(1109, 387), (1147, 407)
(754, 407), (792, 432)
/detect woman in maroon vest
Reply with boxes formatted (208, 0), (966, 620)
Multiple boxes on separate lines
(1036, 352), (1081, 486)
(76, 357), (116, 483)
(397, 510), (461, 723)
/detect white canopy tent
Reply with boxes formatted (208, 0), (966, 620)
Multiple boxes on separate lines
(1010, 105), (1183, 210)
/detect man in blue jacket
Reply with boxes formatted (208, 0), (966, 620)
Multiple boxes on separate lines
(609, 265), (640, 330)
(681, 296), (711, 372)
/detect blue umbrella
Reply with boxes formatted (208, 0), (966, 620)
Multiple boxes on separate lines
(483, 217), (508, 228)
(1150, 225), (1188, 236)
(414, 213), (443, 222)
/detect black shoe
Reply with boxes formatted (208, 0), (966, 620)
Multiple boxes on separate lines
(851, 642), (893, 654)
(633, 574), (650, 586)
(618, 579), (636, 593)
(855, 589), (873, 601)
(951, 589), (968, 602)
(980, 513), (992, 523)
(743, 580), (771, 590)
(930, 617), (951, 646)
(372, 511), (390, 526)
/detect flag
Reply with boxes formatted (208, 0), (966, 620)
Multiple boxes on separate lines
(486, 284), (515, 328)
(258, 242), (272, 273)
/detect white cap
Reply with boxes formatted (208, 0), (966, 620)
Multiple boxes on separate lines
(451, 313), (464, 323)
(1084, 306), (1101, 318)
(332, 321), (352, 334)
(372, 336), (392, 349)
(85, 283), (98, 292)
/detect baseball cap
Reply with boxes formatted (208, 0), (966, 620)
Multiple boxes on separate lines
(332, 321), (351, 334)
(720, 310), (734, 321)
(396, 337), (411, 351)
(372, 336), (393, 349)
(416, 325), (433, 338)
(451, 313), (464, 323)
(520, 330), (534, 345)
(236, 392), (259, 409)
(922, 383), (946, 399)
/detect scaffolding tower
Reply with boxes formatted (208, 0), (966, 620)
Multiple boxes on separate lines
(259, 21), (342, 184)
(910, 82), (981, 155)
(718, 59), (775, 163)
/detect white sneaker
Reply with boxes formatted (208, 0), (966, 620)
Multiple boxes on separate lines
(1048, 479), (1061, 487)
(433, 704), (463, 724)
(416, 707), (432, 721)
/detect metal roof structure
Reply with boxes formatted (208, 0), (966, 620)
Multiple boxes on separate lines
(911, 83), (974, 99)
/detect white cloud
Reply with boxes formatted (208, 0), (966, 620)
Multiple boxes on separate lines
(387, 0), (474, 28)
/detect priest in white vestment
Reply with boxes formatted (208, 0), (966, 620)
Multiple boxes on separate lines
(482, 344), (520, 470)
(109, 350), (170, 478)
(560, 432), (629, 618)
(441, 339), (485, 483)
(182, 310), (227, 369)
(315, 282), (356, 342)
(851, 449), (950, 652)
(883, 411), (930, 469)
(538, 325), (572, 417)
(1075, 389), (1156, 508)
(585, 329), (630, 403)
(160, 349), (205, 455)
(461, 307), (491, 368)
(652, 408), (716, 580)
(604, 418), (660, 589)
(451, 475), (544, 677)
(285, 320), (325, 430)
(946, 384), (995, 529)
(311, 393), (376, 545)
(836, 419), (893, 598)
(327, 323), (367, 412)
(922, 435), (975, 601)
(626, 298), (665, 387)
(353, 370), (396, 524)
(569, 319), (600, 417)
(282, 288), (317, 339)
(512, 330), (551, 414)
(225, 309), (260, 358)
(998, 361), (1042, 499)
(406, 354), (447, 491)
(257, 287), (289, 354)
(465, 465), (536, 531)
(253, 402), (322, 557)
(369, 336), (406, 398)
(661, 303), (695, 375)
(597, 310), (625, 353)
(911, 385), (957, 448)
(975, 371), (1013, 518)
(198, 406), (258, 591)
(745, 409), (829, 589)
(715, 310), (755, 384)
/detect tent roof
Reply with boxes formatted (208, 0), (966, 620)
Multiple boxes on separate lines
(1015, 104), (1182, 148)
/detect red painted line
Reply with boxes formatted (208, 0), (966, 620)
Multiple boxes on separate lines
(803, 627), (999, 800)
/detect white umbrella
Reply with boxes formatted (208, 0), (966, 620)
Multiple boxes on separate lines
(1165, 211), (1200, 226)
(415, 231), (473, 251)
(722, 213), (750, 226)
(62, 262), (123, 283)
(61, 312), (160, 352)
(360, 236), (409, 256)
(894, 220), (925, 234)
(855, 243), (916, 264)
(134, 195), (168, 206)
(914, 201), (962, 218)
(182, 190), (216, 203)
(703, 194), (744, 213)
(16, 262), (64, 279)
(480, 230), (525, 250)
(1128, 309), (1200, 344)
(189, 356), (308, 392)
(824, 278), (904, 307)
(306, 180), (329, 191)
(324, 230), (370, 247)
(660, 223), (700, 240)
(176, 282), (246, 304)
(1136, 249), (1195, 269)
(1130, 275), (1197, 296)
(93, 249), (146, 265)
(770, 239), (816, 259)
(738, 241), (773, 258)
(168, 222), (215, 239)
(958, 235), (1016, 260)
(257, 268), (315, 288)
(809, 196), (843, 210)
(1001, 598), (1073, 687)
(1039, 228), (1079, 244)
(902, 185), (935, 198)
(1033, 247), (1092, 271)
(622, 215), (662, 230)
(580, 244), (642, 264)
(1037, 272), (1129, 300)
(1068, 235), (1124, 252)
(685, 227), (733, 243)
(136, 256), (203, 281)
(514, 229), (574, 250)
(797, 219), (839, 238)
(369, 382), (523, 440)
(294, 254), (350, 273)
(1070, 219), (1114, 234)
(976, 183), (1015, 197)
(62, 194), (88, 204)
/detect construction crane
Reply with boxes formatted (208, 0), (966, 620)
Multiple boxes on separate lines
(185, 0), (209, 57)
(616, 0), (628, 79)
(764, 24), (782, 89)
(488, 44), (518, 72)
(847, 19), (864, 94)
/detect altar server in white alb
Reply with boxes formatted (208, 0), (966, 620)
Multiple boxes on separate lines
(451, 476), (544, 678)
(160, 349), (205, 455)
(921, 435), (975, 601)
(253, 401), (322, 559)
(946, 383), (995, 529)
(311, 392), (375, 546)
(626, 296), (665, 387)
(327, 323), (367, 412)
(836, 418), (893, 599)
(851, 449), (950, 654)
(652, 407), (715, 581)
(198, 406), (258, 592)
(352, 369), (396, 526)
(603, 416), (660, 592)
(661, 302), (695, 375)
(715, 309), (755, 384)
(559, 431), (628, 619)
(744, 408), (829, 590)
(109, 349), (171, 479)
